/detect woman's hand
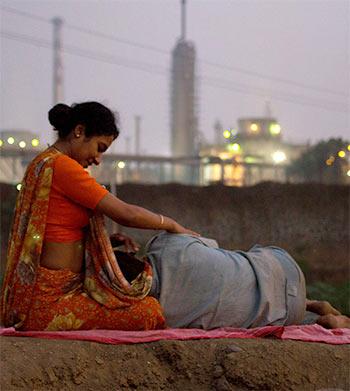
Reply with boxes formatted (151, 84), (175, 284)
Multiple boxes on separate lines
(110, 233), (140, 253)
(166, 219), (200, 237)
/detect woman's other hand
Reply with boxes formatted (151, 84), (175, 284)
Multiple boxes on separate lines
(110, 233), (140, 253)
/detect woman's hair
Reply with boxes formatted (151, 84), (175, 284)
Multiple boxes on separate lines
(48, 102), (120, 139)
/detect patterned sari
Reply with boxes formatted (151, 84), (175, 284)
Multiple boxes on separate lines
(0, 148), (165, 331)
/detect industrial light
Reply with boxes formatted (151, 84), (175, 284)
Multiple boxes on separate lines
(272, 151), (286, 163)
(326, 156), (335, 166)
(0, 139), (3, 147)
(269, 123), (281, 135)
(227, 143), (241, 153)
(245, 156), (257, 164)
(19, 141), (26, 148)
(117, 161), (126, 169)
(223, 130), (231, 139)
(347, 170), (350, 177)
(16, 183), (22, 191)
(250, 123), (259, 132)
(7, 137), (15, 145)
(31, 138), (40, 147)
(347, 144), (350, 152)
(338, 150), (346, 158)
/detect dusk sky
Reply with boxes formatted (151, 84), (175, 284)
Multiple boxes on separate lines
(1, 0), (349, 156)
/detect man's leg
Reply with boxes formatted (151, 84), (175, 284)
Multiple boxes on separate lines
(306, 299), (341, 316)
(306, 299), (350, 329)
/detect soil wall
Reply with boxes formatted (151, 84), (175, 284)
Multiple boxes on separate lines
(1, 182), (349, 283)
(116, 182), (349, 284)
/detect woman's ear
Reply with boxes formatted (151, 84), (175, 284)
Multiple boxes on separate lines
(73, 124), (86, 138)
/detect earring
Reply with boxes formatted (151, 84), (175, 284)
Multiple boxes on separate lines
(75, 133), (80, 138)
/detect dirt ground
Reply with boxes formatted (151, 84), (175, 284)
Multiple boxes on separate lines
(1, 335), (349, 390)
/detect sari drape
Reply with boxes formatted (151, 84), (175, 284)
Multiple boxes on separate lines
(0, 148), (164, 330)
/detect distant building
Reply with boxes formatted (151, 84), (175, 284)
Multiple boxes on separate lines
(200, 117), (308, 186)
(0, 129), (42, 183)
(170, 0), (198, 184)
(0, 130), (41, 151)
(170, 39), (197, 158)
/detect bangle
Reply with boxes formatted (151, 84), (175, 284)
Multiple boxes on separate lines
(159, 214), (164, 226)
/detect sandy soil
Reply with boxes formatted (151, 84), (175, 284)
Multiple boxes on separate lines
(1, 336), (349, 390)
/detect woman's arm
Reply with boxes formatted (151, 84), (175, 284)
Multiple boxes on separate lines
(95, 192), (199, 236)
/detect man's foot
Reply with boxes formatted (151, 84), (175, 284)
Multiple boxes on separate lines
(306, 300), (341, 316)
(317, 314), (350, 329)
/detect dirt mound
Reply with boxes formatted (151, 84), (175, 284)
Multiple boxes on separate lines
(1, 336), (349, 390)
(1, 182), (349, 390)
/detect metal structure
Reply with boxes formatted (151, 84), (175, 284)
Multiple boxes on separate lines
(52, 17), (64, 106)
(170, 1), (198, 183)
(0, 148), (289, 188)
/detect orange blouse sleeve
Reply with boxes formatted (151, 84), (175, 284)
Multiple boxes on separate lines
(52, 155), (108, 209)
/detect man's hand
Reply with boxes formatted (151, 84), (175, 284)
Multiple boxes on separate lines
(110, 233), (140, 253)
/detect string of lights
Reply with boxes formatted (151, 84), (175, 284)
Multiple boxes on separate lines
(1, 4), (348, 98)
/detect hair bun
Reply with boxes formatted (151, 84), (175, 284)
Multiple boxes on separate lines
(48, 103), (72, 133)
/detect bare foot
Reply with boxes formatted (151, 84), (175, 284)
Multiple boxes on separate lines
(317, 314), (350, 329)
(306, 300), (341, 316)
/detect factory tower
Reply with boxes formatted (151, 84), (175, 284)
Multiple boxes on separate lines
(170, 0), (197, 159)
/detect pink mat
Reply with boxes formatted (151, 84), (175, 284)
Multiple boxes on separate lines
(1, 324), (349, 345)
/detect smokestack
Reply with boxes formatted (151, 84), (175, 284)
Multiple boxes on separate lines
(134, 115), (141, 155)
(181, 0), (186, 40)
(52, 17), (64, 105)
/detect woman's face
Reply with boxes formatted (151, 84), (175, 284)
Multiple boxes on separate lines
(71, 127), (115, 168)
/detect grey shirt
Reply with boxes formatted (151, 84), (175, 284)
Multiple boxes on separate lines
(146, 232), (304, 329)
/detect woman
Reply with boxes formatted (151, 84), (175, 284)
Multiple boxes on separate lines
(0, 102), (198, 331)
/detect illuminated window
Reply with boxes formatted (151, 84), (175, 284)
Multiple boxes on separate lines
(223, 130), (231, 139)
(245, 156), (257, 164)
(227, 143), (241, 153)
(31, 138), (40, 147)
(272, 150), (286, 163)
(269, 123), (281, 135)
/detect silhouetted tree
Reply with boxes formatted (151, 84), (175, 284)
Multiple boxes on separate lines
(287, 138), (349, 184)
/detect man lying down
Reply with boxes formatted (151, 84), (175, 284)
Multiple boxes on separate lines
(118, 232), (350, 330)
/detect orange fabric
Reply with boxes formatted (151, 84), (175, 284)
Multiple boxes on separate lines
(22, 267), (165, 331)
(1, 147), (165, 331)
(45, 154), (108, 242)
